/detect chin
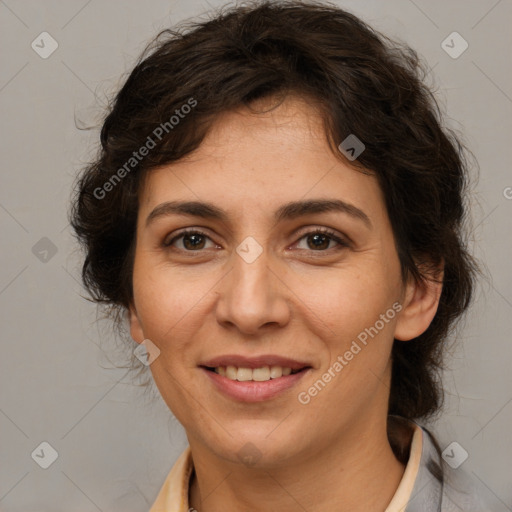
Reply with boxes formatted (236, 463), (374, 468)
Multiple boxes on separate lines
(205, 430), (305, 469)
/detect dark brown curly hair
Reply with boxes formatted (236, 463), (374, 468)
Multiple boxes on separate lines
(70, 0), (479, 427)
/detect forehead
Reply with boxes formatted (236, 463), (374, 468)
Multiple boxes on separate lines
(139, 95), (386, 226)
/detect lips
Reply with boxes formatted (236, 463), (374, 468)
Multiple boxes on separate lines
(199, 354), (312, 402)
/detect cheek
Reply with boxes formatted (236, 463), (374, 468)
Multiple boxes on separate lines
(303, 271), (399, 403)
(304, 266), (398, 341)
(132, 259), (217, 351)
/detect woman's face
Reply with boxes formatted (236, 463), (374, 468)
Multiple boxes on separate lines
(129, 95), (431, 466)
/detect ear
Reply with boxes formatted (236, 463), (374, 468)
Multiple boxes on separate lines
(128, 303), (145, 344)
(394, 262), (444, 341)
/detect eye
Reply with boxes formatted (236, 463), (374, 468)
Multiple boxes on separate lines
(163, 229), (217, 251)
(294, 228), (349, 252)
(162, 227), (349, 254)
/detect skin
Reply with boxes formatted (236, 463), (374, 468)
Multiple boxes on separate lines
(129, 95), (443, 512)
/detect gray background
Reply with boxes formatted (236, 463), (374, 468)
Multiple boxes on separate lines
(1, 0), (511, 510)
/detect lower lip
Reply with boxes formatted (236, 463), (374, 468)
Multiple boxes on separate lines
(201, 367), (310, 402)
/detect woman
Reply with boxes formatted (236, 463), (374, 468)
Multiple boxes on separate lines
(70, 1), (490, 510)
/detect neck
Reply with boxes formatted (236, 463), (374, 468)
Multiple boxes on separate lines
(188, 416), (408, 512)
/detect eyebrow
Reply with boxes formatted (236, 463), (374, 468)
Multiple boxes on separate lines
(145, 199), (372, 229)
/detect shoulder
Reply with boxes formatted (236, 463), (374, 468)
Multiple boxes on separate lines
(441, 462), (496, 512)
(418, 426), (498, 512)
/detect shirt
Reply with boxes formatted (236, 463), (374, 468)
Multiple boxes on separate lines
(149, 420), (490, 511)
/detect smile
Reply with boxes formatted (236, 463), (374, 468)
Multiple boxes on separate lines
(208, 365), (301, 381)
(199, 355), (312, 402)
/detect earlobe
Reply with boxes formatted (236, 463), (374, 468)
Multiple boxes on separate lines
(394, 265), (444, 341)
(128, 304), (145, 344)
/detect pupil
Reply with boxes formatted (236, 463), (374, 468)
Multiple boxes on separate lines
(184, 234), (204, 250)
(309, 234), (328, 250)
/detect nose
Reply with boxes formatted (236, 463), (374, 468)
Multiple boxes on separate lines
(214, 244), (291, 335)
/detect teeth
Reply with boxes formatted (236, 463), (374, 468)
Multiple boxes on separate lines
(226, 365), (237, 380)
(270, 366), (282, 379)
(236, 367), (253, 381)
(214, 365), (297, 381)
(252, 367), (270, 381)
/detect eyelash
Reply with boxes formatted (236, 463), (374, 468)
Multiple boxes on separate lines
(163, 228), (349, 254)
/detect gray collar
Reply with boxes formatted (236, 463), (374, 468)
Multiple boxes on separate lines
(404, 425), (443, 512)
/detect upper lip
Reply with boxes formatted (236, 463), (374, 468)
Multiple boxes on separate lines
(200, 354), (311, 371)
